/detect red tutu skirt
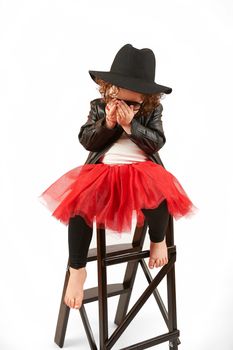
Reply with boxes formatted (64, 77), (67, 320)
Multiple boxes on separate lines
(38, 160), (197, 233)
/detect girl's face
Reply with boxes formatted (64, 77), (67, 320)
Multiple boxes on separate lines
(112, 87), (144, 112)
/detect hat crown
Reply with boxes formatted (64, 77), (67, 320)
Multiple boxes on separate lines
(110, 44), (155, 83)
(88, 43), (172, 94)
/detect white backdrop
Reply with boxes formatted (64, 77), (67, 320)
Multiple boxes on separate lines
(1, 0), (233, 349)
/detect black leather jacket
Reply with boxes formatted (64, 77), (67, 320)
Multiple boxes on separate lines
(78, 98), (166, 167)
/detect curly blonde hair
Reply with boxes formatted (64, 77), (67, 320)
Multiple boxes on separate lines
(94, 78), (165, 117)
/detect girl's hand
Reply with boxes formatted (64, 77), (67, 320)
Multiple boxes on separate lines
(105, 98), (118, 128)
(116, 100), (138, 127)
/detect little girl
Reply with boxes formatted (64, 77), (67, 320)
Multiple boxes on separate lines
(38, 44), (197, 310)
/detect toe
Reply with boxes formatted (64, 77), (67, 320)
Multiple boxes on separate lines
(159, 258), (164, 267)
(148, 258), (156, 269)
(70, 298), (75, 308)
(74, 298), (81, 309)
(67, 297), (73, 308)
(64, 296), (68, 306)
(68, 298), (72, 308)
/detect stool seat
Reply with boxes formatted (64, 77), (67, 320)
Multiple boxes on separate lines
(54, 217), (181, 350)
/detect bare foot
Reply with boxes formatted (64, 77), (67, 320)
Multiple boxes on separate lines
(64, 267), (87, 309)
(148, 238), (168, 269)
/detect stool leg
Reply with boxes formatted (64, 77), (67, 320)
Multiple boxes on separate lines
(167, 264), (179, 350)
(114, 224), (147, 325)
(54, 261), (70, 348)
(114, 260), (140, 326)
(79, 305), (98, 350)
(97, 227), (108, 349)
(166, 216), (180, 350)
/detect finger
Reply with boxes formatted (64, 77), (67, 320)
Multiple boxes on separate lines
(116, 114), (121, 121)
(109, 103), (117, 111)
(120, 102), (136, 117)
(119, 100), (130, 113)
(117, 104), (126, 118)
(106, 106), (117, 121)
(110, 100), (117, 107)
(117, 103), (133, 120)
(107, 116), (117, 124)
(117, 103), (125, 113)
(106, 105), (114, 113)
(109, 104), (117, 117)
(106, 100), (117, 110)
(130, 105), (137, 114)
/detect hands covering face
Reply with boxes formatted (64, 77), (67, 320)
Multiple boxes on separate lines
(105, 98), (139, 127)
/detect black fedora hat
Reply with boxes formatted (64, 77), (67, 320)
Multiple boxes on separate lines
(89, 43), (172, 95)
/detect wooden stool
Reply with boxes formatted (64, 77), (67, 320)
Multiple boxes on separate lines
(54, 214), (181, 349)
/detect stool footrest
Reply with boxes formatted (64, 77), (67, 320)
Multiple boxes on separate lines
(104, 249), (150, 266)
(104, 246), (176, 266)
(118, 330), (180, 350)
(87, 243), (138, 262)
(83, 283), (130, 304)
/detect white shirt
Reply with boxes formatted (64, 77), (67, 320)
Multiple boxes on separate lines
(99, 131), (149, 164)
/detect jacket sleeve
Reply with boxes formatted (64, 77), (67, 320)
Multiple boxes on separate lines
(78, 99), (119, 152)
(128, 103), (166, 155)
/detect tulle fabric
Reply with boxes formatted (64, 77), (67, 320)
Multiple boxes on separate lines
(38, 160), (198, 233)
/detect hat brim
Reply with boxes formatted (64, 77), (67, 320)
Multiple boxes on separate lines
(89, 70), (172, 94)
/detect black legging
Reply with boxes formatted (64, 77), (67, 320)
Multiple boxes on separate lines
(68, 199), (169, 269)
